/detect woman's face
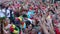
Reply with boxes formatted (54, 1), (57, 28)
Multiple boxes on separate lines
(28, 24), (32, 31)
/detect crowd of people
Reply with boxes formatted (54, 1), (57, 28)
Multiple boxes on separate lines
(0, 0), (60, 34)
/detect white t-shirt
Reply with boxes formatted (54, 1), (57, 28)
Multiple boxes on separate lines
(2, 8), (10, 18)
(0, 9), (5, 17)
(6, 9), (10, 17)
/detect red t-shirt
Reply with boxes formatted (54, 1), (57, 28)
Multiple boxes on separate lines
(55, 28), (60, 34)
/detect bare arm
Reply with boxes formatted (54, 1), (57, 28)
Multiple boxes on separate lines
(39, 18), (50, 34)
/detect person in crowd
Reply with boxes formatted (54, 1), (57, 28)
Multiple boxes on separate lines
(1, 0), (60, 34)
(3, 18), (11, 34)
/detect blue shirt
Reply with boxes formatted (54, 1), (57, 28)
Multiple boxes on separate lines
(27, 10), (35, 18)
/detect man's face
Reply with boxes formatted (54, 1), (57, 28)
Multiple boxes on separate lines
(5, 18), (10, 23)
(31, 29), (37, 34)
(32, 20), (36, 26)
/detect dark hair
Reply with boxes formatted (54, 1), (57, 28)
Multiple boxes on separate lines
(5, 6), (9, 9)
(0, 3), (5, 9)
(0, 4), (2, 7)
(23, 14), (27, 18)
(25, 20), (31, 28)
